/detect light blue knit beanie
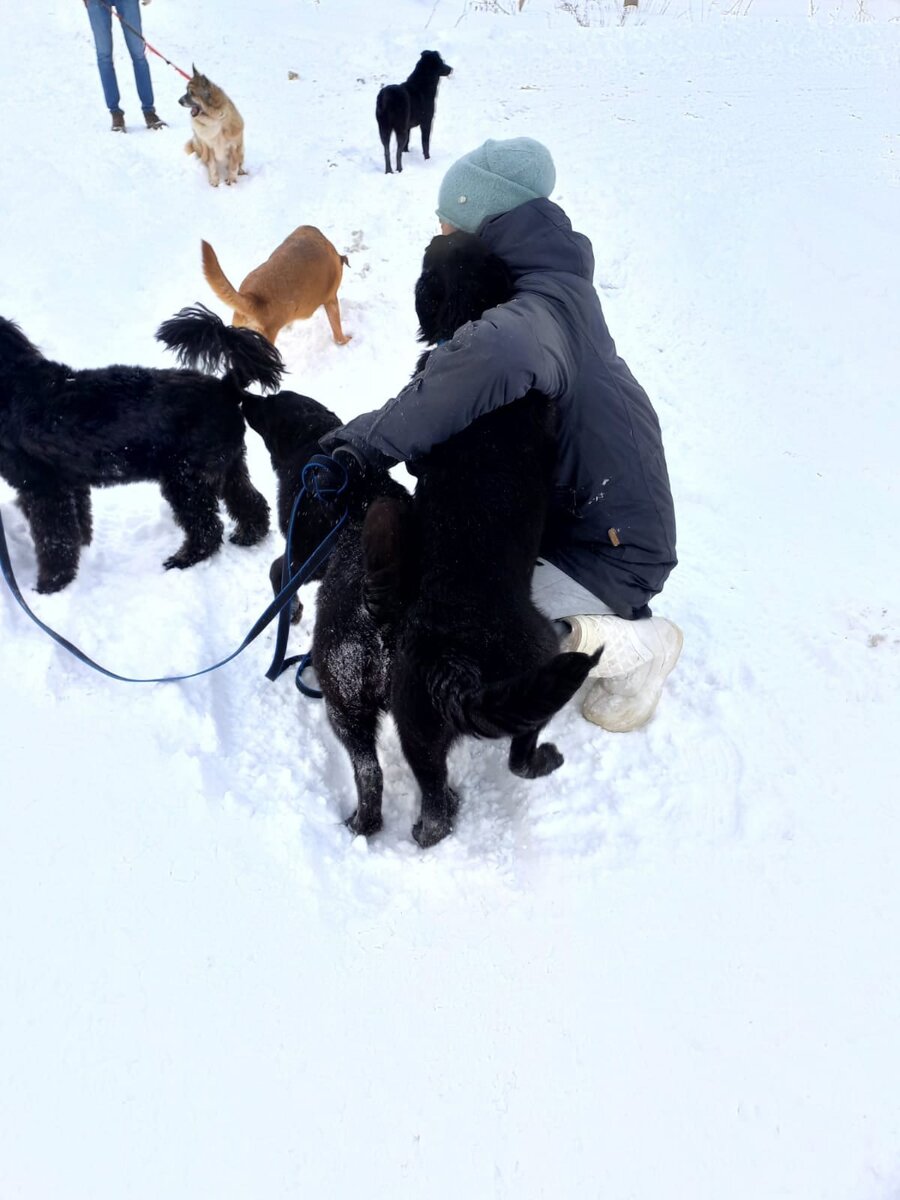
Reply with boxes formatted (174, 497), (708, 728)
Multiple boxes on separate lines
(436, 138), (556, 234)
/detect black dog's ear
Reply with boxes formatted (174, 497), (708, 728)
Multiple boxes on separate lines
(448, 250), (511, 331)
(476, 252), (515, 313)
(241, 394), (266, 434)
(414, 267), (446, 345)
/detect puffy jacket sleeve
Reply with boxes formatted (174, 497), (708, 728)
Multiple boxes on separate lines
(322, 295), (573, 466)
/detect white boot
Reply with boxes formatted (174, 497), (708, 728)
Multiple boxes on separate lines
(561, 614), (683, 732)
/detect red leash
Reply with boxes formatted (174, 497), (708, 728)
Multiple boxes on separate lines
(94, 0), (191, 81)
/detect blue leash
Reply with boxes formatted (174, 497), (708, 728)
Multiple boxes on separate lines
(264, 455), (351, 688)
(0, 454), (347, 686)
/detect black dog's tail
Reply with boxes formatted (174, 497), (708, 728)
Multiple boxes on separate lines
(435, 649), (601, 740)
(155, 303), (284, 393)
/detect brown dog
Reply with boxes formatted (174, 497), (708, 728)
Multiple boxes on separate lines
(179, 66), (246, 187)
(201, 226), (352, 346)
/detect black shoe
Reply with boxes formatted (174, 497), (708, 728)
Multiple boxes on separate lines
(111, 109), (126, 132)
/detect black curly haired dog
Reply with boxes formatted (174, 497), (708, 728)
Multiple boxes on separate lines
(0, 305), (279, 593)
(376, 50), (453, 175)
(315, 231), (599, 848)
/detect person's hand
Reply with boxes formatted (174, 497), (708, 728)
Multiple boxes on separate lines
(303, 447), (369, 511)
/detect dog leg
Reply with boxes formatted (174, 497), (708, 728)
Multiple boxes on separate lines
(326, 707), (384, 837)
(224, 145), (242, 186)
(395, 715), (459, 847)
(508, 728), (565, 779)
(74, 485), (93, 546)
(19, 489), (83, 593)
(396, 128), (408, 173)
(421, 115), (433, 161)
(411, 770), (460, 848)
(221, 454), (270, 546)
(159, 471), (224, 569)
(323, 299), (352, 346)
(268, 555), (302, 624)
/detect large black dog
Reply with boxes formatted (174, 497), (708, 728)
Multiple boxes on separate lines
(376, 50), (452, 175)
(313, 232), (599, 848)
(0, 305), (280, 592)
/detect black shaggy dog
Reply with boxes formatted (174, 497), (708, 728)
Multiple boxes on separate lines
(376, 50), (453, 175)
(314, 231), (599, 848)
(0, 305), (279, 593)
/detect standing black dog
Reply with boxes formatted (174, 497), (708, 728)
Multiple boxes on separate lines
(314, 232), (599, 848)
(376, 50), (452, 175)
(242, 388), (346, 622)
(0, 305), (279, 592)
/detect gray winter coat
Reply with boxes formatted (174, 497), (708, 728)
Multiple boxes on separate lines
(326, 198), (677, 619)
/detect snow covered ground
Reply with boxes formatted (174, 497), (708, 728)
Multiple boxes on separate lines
(1, 0), (899, 1196)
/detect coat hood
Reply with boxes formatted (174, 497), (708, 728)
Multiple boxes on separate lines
(477, 198), (595, 286)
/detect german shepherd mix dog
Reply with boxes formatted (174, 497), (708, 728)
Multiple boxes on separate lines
(201, 226), (352, 347)
(313, 232), (599, 848)
(0, 306), (279, 593)
(179, 67), (246, 187)
(376, 50), (453, 175)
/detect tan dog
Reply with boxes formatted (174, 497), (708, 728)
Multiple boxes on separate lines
(179, 66), (246, 187)
(200, 226), (352, 347)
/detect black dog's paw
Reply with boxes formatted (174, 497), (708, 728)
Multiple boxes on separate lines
(35, 569), (77, 594)
(229, 519), (269, 547)
(163, 548), (208, 570)
(510, 742), (564, 780)
(289, 596), (304, 625)
(412, 788), (460, 848)
(412, 816), (453, 849)
(345, 808), (383, 838)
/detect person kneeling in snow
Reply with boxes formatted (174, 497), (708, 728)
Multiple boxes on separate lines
(324, 137), (682, 732)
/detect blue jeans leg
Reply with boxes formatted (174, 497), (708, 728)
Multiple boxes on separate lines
(115, 0), (155, 110)
(85, 0), (121, 111)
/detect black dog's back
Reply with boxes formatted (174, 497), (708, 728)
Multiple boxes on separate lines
(394, 392), (597, 751)
(376, 50), (452, 175)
